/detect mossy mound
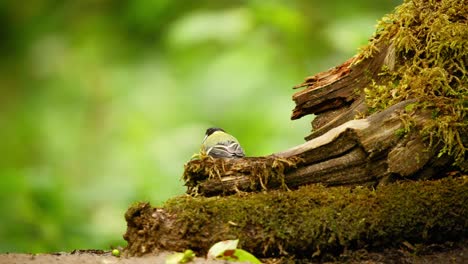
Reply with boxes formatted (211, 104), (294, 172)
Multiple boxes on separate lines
(124, 176), (467, 259)
(360, 0), (467, 167)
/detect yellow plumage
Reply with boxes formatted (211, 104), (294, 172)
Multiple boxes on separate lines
(202, 130), (245, 158)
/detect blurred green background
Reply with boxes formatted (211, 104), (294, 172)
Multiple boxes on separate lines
(0, 0), (400, 253)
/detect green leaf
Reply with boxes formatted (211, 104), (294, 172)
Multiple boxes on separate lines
(207, 239), (239, 259)
(165, 249), (195, 264)
(229, 249), (262, 264)
(207, 239), (260, 263)
(165, 252), (184, 264)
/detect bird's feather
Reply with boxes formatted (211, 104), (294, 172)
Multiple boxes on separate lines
(206, 141), (245, 158)
(202, 131), (245, 158)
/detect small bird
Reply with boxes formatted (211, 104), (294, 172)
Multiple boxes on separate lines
(202, 127), (245, 158)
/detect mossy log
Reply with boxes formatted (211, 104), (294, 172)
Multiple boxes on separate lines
(124, 177), (468, 258)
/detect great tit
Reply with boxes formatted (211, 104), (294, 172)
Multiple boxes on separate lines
(202, 127), (245, 158)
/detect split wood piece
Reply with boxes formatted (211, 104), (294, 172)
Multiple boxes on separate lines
(292, 42), (394, 140)
(184, 100), (444, 197)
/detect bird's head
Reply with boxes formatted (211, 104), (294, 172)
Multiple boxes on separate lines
(205, 127), (225, 136)
(203, 127), (225, 143)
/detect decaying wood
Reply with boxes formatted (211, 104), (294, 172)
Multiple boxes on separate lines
(185, 100), (447, 197)
(292, 43), (391, 139)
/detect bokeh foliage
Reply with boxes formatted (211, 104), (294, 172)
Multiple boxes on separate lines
(0, 0), (400, 253)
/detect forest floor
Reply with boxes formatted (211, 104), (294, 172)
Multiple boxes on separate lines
(0, 240), (466, 264)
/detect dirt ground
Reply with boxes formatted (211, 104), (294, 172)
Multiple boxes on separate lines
(0, 242), (467, 264)
(0, 250), (227, 264)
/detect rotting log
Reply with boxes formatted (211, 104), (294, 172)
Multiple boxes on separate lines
(184, 100), (450, 197)
(124, 177), (468, 258)
(290, 43), (387, 139)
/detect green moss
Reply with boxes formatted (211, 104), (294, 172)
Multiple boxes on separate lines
(359, 0), (467, 167)
(156, 177), (468, 258)
(395, 128), (407, 138)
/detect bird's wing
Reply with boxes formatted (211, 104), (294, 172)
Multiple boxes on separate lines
(207, 140), (245, 158)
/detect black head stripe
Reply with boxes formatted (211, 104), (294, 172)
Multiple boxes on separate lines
(205, 127), (225, 136)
